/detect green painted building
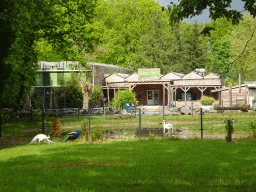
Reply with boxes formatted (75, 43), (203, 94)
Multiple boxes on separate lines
(31, 61), (134, 109)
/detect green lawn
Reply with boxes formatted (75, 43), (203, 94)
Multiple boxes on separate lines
(1, 138), (256, 191)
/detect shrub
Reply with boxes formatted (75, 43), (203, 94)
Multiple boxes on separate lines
(253, 96), (256, 104)
(243, 104), (250, 110)
(90, 125), (103, 142)
(111, 89), (138, 109)
(52, 117), (62, 137)
(148, 132), (155, 141)
(249, 121), (256, 139)
(200, 96), (215, 106)
(55, 73), (83, 108)
(89, 86), (102, 108)
(81, 119), (89, 141)
(213, 104), (220, 109)
(225, 119), (234, 143)
(233, 103), (243, 109)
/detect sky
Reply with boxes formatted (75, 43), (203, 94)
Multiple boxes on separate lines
(155, 0), (246, 24)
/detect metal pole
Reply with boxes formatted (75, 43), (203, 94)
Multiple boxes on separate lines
(163, 85), (165, 119)
(222, 100), (224, 116)
(139, 109), (141, 138)
(200, 108), (203, 139)
(44, 86), (45, 110)
(88, 108), (91, 136)
(163, 105), (165, 119)
(105, 103), (107, 120)
(78, 107), (79, 121)
(239, 73), (241, 92)
(191, 100), (193, 117)
(42, 97), (45, 134)
(135, 102), (136, 118)
(0, 108), (2, 138)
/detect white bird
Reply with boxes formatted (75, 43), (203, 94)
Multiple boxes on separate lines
(29, 134), (54, 144)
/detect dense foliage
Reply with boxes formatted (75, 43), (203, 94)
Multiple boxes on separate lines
(200, 96), (215, 106)
(55, 73), (83, 108)
(0, 0), (98, 110)
(111, 89), (138, 109)
(89, 86), (102, 108)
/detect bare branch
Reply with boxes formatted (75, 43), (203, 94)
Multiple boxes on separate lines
(229, 25), (256, 65)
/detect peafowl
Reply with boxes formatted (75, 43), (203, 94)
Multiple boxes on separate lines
(61, 130), (81, 142)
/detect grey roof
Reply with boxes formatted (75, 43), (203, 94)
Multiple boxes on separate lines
(87, 62), (125, 68)
(38, 61), (81, 68)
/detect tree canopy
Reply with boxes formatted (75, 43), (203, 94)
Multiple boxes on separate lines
(170, 0), (256, 25)
(0, 0), (98, 109)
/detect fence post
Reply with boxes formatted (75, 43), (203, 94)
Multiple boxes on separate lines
(163, 104), (165, 119)
(105, 103), (107, 120)
(222, 100), (224, 116)
(135, 103), (136, 118)
(0, 108), (2, 138)
(191, 100), (193, 117)
(200, 108), (203, 139)
(42, 97), (45, 134)
(139, 109), (141, 138)
(77, 107), (79, 121)
(88, 108), (91, 137)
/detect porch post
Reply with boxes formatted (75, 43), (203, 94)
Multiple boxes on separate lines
(181, 87), (191, 106)
(50, 86), (52, 109)
(118, 87), (120, 110)
(175, 86), (177, 107)
(197, 87), (207, 99)
(185, 87), (187, 106)
(168, 83), (170, 108)
(218, 91), (221, 105)
(107, 86), (110, 107)
(229, 83), (232, 108)
(162, 83), (165, 106)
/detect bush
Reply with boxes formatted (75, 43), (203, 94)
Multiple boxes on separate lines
(111, 89), (138, 109)
(89, 86), (102, 108)
(249, 121), (256, 139)
(213, 104), (220, 109)
(225, 119), (234, 143)
(253, 96), (256, 104)
(81, 119), (89, 141)
(200, 96), (215, 106)
(90, 125), (103, 142)
(233, 103), (243, 109)
(243, 104), (250, 110)
(51, 117), (62, 137)
(55, 73), (83, 108)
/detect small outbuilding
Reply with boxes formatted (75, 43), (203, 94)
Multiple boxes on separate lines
(104, 68), (221, 107)
(211, 82), (256, 107)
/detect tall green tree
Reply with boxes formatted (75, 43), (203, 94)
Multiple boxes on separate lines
(94, 0), (164, 69)
(0, 0), (98, 108)
(181, 21), (208, 73)
(134, 12), (174, 74)
(205, 18), (233, 73)
(0, 0), (98, 137)
(170, 0), (256, 25)
(229, 12), (256, 81)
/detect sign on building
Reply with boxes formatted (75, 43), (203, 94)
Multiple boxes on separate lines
(138, 68), (160, 79)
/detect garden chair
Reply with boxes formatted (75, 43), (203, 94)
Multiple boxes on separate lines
(163, 120), (174, 137)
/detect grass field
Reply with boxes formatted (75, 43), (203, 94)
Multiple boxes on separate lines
(1, 138), (256, 191)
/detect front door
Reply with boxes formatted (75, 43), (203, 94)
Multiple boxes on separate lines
(147, 90), (159, 105)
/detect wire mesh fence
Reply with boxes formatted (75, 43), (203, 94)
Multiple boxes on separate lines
(2, 104), (256, 146)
